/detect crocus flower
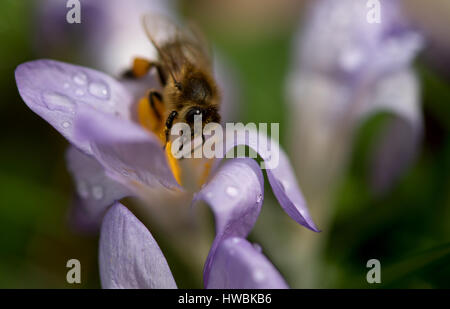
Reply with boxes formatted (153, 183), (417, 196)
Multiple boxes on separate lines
(15, 58), (318, 288)
(287, 0), (424, 195)
(282, 0), (423, 288)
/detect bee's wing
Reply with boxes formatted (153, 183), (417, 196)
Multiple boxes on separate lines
(142, 13), (212, 78)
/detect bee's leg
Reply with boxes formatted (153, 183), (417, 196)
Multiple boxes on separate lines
(122, 57), (167, 86)
(164, 111), (178, 150)
(148, 90), (164, 121)
(155, 64), (167, 86)
(188, 133), (206, 157)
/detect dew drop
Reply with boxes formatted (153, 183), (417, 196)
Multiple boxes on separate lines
(252, 243), (262, 253)
(256, 194), (263, 204)
(340, 48), (363, 72)
(253, 269), (265, 282)
(73, 72), (87, 85)
(88, 81), (110, 99)
(226, 186), (239, 197)
(92, 186), (104, 200)
(43, 92), (75, 113)
(61, 121), (71, 128)
(278, 179), (289, 192)
(77, 181), (89, 198)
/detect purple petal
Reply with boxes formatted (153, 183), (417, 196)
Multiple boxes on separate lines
(99, 203), (177, 289)
(74, 104), (179, 191)
(298, 0), (422, 80)
(370, 117), (421, 194)
(193, 158), (264, 286)
(361, 69), (422, 193)
(206, 237), (288, 289)
(66, 146), (130, 233)
(287, 0), (423, 195)
(35, 0), (174, 76)
(359, 69), (422, 125)
(221, 127), (319, 232)
(15, 59), (133, 154)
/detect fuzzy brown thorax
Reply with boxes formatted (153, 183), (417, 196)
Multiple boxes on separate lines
(163, 63), (221, 126)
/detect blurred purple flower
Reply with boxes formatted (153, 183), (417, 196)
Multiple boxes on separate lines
(15, 59), (317, 288)
(287, 0), (424, 194)
(35, 0), (174, 76)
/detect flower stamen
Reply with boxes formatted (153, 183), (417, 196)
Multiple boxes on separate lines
(137, 94), (182, 185)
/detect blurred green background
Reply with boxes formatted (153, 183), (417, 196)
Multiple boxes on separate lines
(0, 0), (449, 288)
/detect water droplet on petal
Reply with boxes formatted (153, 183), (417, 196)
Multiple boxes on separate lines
(278, 179), (289, 192)
(88, 81), (110, 100)
(75, 89), (84, 96)
(92, 186), (104, 200)
(73, 72), (87, 85)
(340, 48), (364, 72)
(253, 269), (265, 282)
(226, 186), (239, 197)
(256, 194), (263, 204)
(77, 181), (89, 198)
(61, 121), (71, 128)
(63, 83), (70, 89)
(252, 243), (262, 253)
(43, 92), (75, 113)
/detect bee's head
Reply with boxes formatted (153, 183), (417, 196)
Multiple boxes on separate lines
(184, 106), (221, 128)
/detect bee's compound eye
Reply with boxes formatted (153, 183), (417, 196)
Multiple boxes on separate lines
(185, 108), (203, 124)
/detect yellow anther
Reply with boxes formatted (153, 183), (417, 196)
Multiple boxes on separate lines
(165, 141), (182, 185)
(137, 95), (182, 185)
(132, 57), (151, 78)
(199, 159), (213, 187)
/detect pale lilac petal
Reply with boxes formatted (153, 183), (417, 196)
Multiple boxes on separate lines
(89, 0), (174, 76)
(287, 0), (423, 194)
(298, 0), (422, 80)
(99, 203), (177, 289)
(66, 146), (130, 232)
(74, 104), (179, 191)
(206, 237), (288, 289)
(119, 74), (161, 110)
(15, 60), (133, 154)
(221, 127), (319, 232)
(361, 69), (422, 193)
(193, 158), (264, 286)
(35, 0), (174, 76)
(360, 69), (422, 125)
(370, 117), (421, 194)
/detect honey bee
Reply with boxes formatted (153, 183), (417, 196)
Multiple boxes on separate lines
(125, 14), (221, 149)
